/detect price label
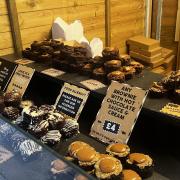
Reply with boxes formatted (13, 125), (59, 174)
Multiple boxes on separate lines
(80, 79), (106, 90)
(161, 103), (180, 117)
(90, 81), (148, 144)
(55, 83), (90, 120)
(0, 59), (17, 91)
(41, 68), (65, 77)
(15, 59), (34, 65)
(6, 65), (35, 97)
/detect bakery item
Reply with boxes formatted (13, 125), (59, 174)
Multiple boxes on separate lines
(81, 63), (94, 76)
(22, 48), (32, 59)
(107, 71), (125, 84)
(38, 53), (52, 62)
(92, 67), (106, 83)
(0, 95), (5, 113)
(120, 169), (142, 180)
(4, 90), (22, 107)
(39, 104), (55, 114)
(149, 82), (167, 98)
(122, 66), (136, 80)
(120, 54), (131, 66)
(102, 47), (119, 61)
(60, 119), (79, 138)
(31, 41), (42, 51)
(130, 61), (144, 74)
(104, 60), (122, 73)
(2, 106), (20, 120)
(95, 156), (122, 179)
(126, 153), (154, 178)
(92, 56), (105, 68)
(39, 45), (54, 55)
(106, 143), (130, 163)
(41, 130), (61, 146)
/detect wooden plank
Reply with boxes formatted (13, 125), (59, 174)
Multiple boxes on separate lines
(0, 15), (11, 33)
(0, 0), (8, 15)
(0, 48), (14, 56)
(0, 32), (13, 49)
(16, 0), (104, 13)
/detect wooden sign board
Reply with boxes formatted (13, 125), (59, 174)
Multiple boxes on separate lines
(90, 81), (148, 144)
(0, 59), (17, 91)
(55, 83), (90, 120)
(6, 65), (35, 97)
(80, 79), (106, 90)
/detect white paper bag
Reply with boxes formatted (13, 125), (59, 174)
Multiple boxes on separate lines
(90, 38), (103, 58)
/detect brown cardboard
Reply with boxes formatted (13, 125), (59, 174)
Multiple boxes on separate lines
(127, 36), (160, 50)
(55, 82), (90, 120)
(129, 46), (162, 57)
(130, 51), (162, 62)
(6, 65), (34, 97)
(90, 81), (147, 144)
(162, 48), (174, 59)
(80, 79), (106, 90)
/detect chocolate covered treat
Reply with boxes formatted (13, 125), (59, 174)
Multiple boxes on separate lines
(102, 47), (119, 61)
(81, 63), (94, 76)
(39, 104), (55, 114)
(126, 153), (154, 178)
(120, 54), (131, 66)
(41, 130), (61, 146)
(38, 53), (52, 62)
(92, 67), (106, 83)
(92, 56), (104, 68)
(95, 156), (123, 179)
(2, 106), (20, 120)
(130, 61), (144, 74)
(4, 90), (22, 107)
(60, 119), (79, 138)
(120, 169), (142, 180)
(22, 48), (32, 59)
(39, 45), (54, 55)
(106, 143), (130, 163)
(31, 41), (42, 51)
(149, 82), (167, 98)
(107, 71), (125, 84)
(122, 66), (136, 80)
(104, 60), (122, 73)
(0, 95), (5, 113)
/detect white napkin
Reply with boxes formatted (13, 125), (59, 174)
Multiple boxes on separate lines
(90, 38), (103, 58)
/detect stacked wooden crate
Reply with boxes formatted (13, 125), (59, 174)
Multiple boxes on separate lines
(127, 36), (175, 74)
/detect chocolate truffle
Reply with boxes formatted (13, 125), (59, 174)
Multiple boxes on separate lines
(39, 104), (55, 114)
(2, 106), (20, 120)
(104, 60), (122, 73)
(107, 71), (125, 84)
(121, 169), (142, 180)
(102, 47), (119, 61)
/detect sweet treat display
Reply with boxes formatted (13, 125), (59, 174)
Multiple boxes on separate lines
(81, 63), (94, 76)
(149, 82), (167, 98)
(126, 153), (154, 178)
(107, 71), (125, 84)
(95, 156), (122, 179)
(104, 60), (122, 73)
(122, 66), (136, 80)
(106, 143), (130, 163)
(120, 169), (142, 180)
(2, 106), (20, 120)
(102, 47), (120, 61)
(120, 54), (131, 66)
(92, 67), (106, 83)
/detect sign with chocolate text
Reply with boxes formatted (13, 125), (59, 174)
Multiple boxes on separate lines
(80, 79), (106, 90)
(0, 59), (17, 91)
(161, 103), (180, 117)
(55, 83), (90, 120)
(41, 68), (65, 77)
(6, 65), (35, 97)
(15, 59), (34, 65)
(90, 81), (148, 144)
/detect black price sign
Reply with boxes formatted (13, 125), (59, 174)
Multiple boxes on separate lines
(103, 120), (120, 134)
(56, 92), (83, 118)
(0, 59), (17, 91)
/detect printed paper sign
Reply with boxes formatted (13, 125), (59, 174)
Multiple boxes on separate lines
(0, 59), (17, 91)
(41, 68), (65, 77)
(6, 65), (35, 97)
(160, 103), (180, 117)
(80, 79), (106, 90)
(90, 81), (148, 144)
(15, 59), (34, 65)
(55, 83), (90, 120)
(0, 146), (14, 164)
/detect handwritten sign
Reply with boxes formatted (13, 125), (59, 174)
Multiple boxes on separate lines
(80, 79), (106, 90)
(41, 68), (65, 77)
(90, 81), (148, 144)
(0, 59), (17, 91)
(6, 65), (35, 97)
(55, 83), (90, 120)
(161, 103), (180, 117)
(15, 59), (34, 65)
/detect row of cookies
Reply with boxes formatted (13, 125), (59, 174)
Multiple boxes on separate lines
(65, 141), (154, 179)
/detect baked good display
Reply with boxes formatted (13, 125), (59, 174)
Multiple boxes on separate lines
(92, 56), (105, 68)
(4, 90), (22, 107)
(122, 66), (136, 80)
(130, 61), (144, 74)
(107, 71), (125, 84)
(2, 106), (20, 120)
(95, 156), (123, 179)
(106, 143), (130, 163)
(92, 67), (106, 83)
(120, 54), (131, 66)
(102, 47), (120, 61)
(149, 82), (167, 98)
(120, 169), (142, 180)
(81, 63), (94, 76)
(126, 153), (154, 178)
(104, 60), (122, 73)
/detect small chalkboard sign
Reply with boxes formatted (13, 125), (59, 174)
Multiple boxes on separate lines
(0, 59), (17, 91)
(55, 83), (90, 120)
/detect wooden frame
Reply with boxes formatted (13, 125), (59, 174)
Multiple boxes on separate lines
(105, 0), (111, 47)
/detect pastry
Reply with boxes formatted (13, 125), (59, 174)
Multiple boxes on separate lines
(61, 45), (74, 58)
(120, 54), (131, 66)
(92, 67), (106, 83)
(22, 48), (32, 59)
(4, 90), (22, 107)
(149, 82), (167, 98)
(39, 45), (54, 55)
(81, 63), (94, 76)
(120, 169), (142, 180)
(0, 95), (5, 113)
(92, 56), (105, 68)
(126, 153), (154, 178)
(60, 119), (79, 138)
(41, 130), (61, 146)
(130, 61), (144, 74)
(95, 156), (123, 179)
(102, 47), (119, 61)
(38, 53), (52, 62)
(74, 46), (87, 56)
(122, 66), (136, 80)
(107, 71), (125, 84)
(2, 106), (20, 120)
(104, 60), (122, 73)
(31, 41), (42, 50)
(106, 143), (130, 163)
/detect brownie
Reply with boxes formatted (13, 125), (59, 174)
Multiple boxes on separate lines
(81, 63), (94, 76)
(107, 71), (125, 84)
(130, 61), (144, 74)
(38, 53), (52, 62)
(122, 66), (136, 80)
(74, 46), (87, 56)
(0, 95), (5, 113)
(22, 48), (32, 59)
(92, 67), (106, 83)
(31, 41), (42, 51)
(104, 60), (122, 73)
(92, 56), (104, 68)
(39, 45), (54, 55)
(149, 82), (167, 98)
(68, 52), (88, 64)
(4, 90), (22, 107)
(120, 54), (131, 66)
(2, 106), (20, 120)
(102, 47), (119, 61)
